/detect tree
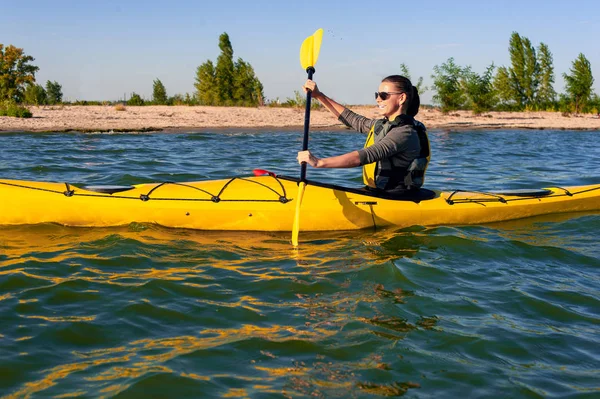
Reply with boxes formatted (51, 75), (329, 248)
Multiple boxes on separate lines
(195, 32), (264, 106)
(508, 32), (539, 109)
(502, 32), (540, 109)
(252, 77), (265, 106)
(400, 63), (427, 93)
(536, 43), (556, 108)
(232, 58), (264, 106)
(184, 93), (197, 105)
(0, 100), (32, 118)
(24, 84), (47, 105)
(215, 33), (235, 105)
(462, 64), (497, 114)
(590, 93), (600, 114)
(563, 53), (594, 113)
(170, 93), (185, 105)
(127, 92), (144, 106)
(0, 44), (39, 102)
(521, 36), (539, 108)
(493, 66), (516, 110)
(45, 80), (63, 104)
(152, 78), (168, 104)
(431, 57), (466, 112)
(195, 61), (217, 105)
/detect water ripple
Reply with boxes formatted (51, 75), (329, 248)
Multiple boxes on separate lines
(1, 130), (599, 397)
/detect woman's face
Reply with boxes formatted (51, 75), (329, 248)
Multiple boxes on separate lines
(375, 82), (406, 119)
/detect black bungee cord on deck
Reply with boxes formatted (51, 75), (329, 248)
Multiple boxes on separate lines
(0, 175), (291, 204)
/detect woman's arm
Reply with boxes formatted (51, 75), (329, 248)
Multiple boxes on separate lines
(297, 150), (361, 168)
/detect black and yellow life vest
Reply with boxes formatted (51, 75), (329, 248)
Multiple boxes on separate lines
(362, 115), (430, 190)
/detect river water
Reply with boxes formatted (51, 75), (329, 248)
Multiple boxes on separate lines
(0, 129), (599, 398)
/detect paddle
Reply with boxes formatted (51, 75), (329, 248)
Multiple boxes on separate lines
(292, 28), (323, 247)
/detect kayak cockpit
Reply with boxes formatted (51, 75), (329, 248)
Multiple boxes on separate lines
(489, 189), (552, 197)
(83, 185), (135, 194)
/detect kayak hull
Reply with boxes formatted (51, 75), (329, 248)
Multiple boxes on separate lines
(1, 176), (599, 231)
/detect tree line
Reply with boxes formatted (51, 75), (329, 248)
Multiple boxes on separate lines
(1, 32), (264, 115)
(1, 31), (597, 118)
(430, 32), (597, 114)
(124, 33), (265, 107)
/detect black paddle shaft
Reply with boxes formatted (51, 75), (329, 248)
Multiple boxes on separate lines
(300, 66), (315, 182)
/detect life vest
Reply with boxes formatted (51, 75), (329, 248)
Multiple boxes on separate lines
(362, 116), (430, 190)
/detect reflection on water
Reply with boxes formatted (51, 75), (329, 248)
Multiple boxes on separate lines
(0, 223), (442, 397)
(1, 220), (599, 397)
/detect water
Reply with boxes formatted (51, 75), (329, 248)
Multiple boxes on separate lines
(0, 129), (599, 398)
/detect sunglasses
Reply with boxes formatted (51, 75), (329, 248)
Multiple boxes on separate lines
(375, 91), (404, 100)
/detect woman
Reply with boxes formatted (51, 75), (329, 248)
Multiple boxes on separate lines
(297, 75), (430, 196)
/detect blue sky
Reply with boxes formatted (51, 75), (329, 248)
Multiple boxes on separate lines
(2, 0), (599, 105)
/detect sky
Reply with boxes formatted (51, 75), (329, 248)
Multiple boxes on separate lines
(2, 0), (599, 106)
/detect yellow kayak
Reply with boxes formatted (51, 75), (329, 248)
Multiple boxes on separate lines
(1, 175), (599, 231)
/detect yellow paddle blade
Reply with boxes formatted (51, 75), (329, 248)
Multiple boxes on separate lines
(300, 28), (323, 70)
(291, 182), (306, 246)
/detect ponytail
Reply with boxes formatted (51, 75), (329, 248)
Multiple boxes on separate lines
(407, 86), (420, 117)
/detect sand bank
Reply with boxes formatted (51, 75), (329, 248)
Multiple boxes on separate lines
(1, 105), (599, 133)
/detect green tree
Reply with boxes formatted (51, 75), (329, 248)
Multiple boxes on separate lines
(233, 59), (264, 106)
(45, 80), (63, 104)
(170, 93), (185, 105)
(505, 32), (540, 109)
(521, 36), (539, 108)
(152, 78), (168, 104)
(462, 64), (497, 114)
(127, 92), (145, 106)
(590, 93), (600, 114)
(23, 84), (47, 105)
(400, 63), (427, 93)
(431, 57), (466, 112)
(0, 100), (32, 117)
(0, 44), (39, 102)
(493, 66), (516, 110)
(563, 53), (594, 113)
(195, 33), (264, 107)
(195, 61), (217, 105)
(215, 33), (235, 105)
(536, 43), (556, 109)
(184, 93), (197, 105)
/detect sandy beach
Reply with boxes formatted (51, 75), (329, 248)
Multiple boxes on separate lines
(1, 105), (599, 132)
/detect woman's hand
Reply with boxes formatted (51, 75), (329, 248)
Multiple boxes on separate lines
(303, 80), (322, 99)
(297, 150), (320, 167)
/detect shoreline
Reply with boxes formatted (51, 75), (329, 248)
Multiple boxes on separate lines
(1, 105), (599, 133)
